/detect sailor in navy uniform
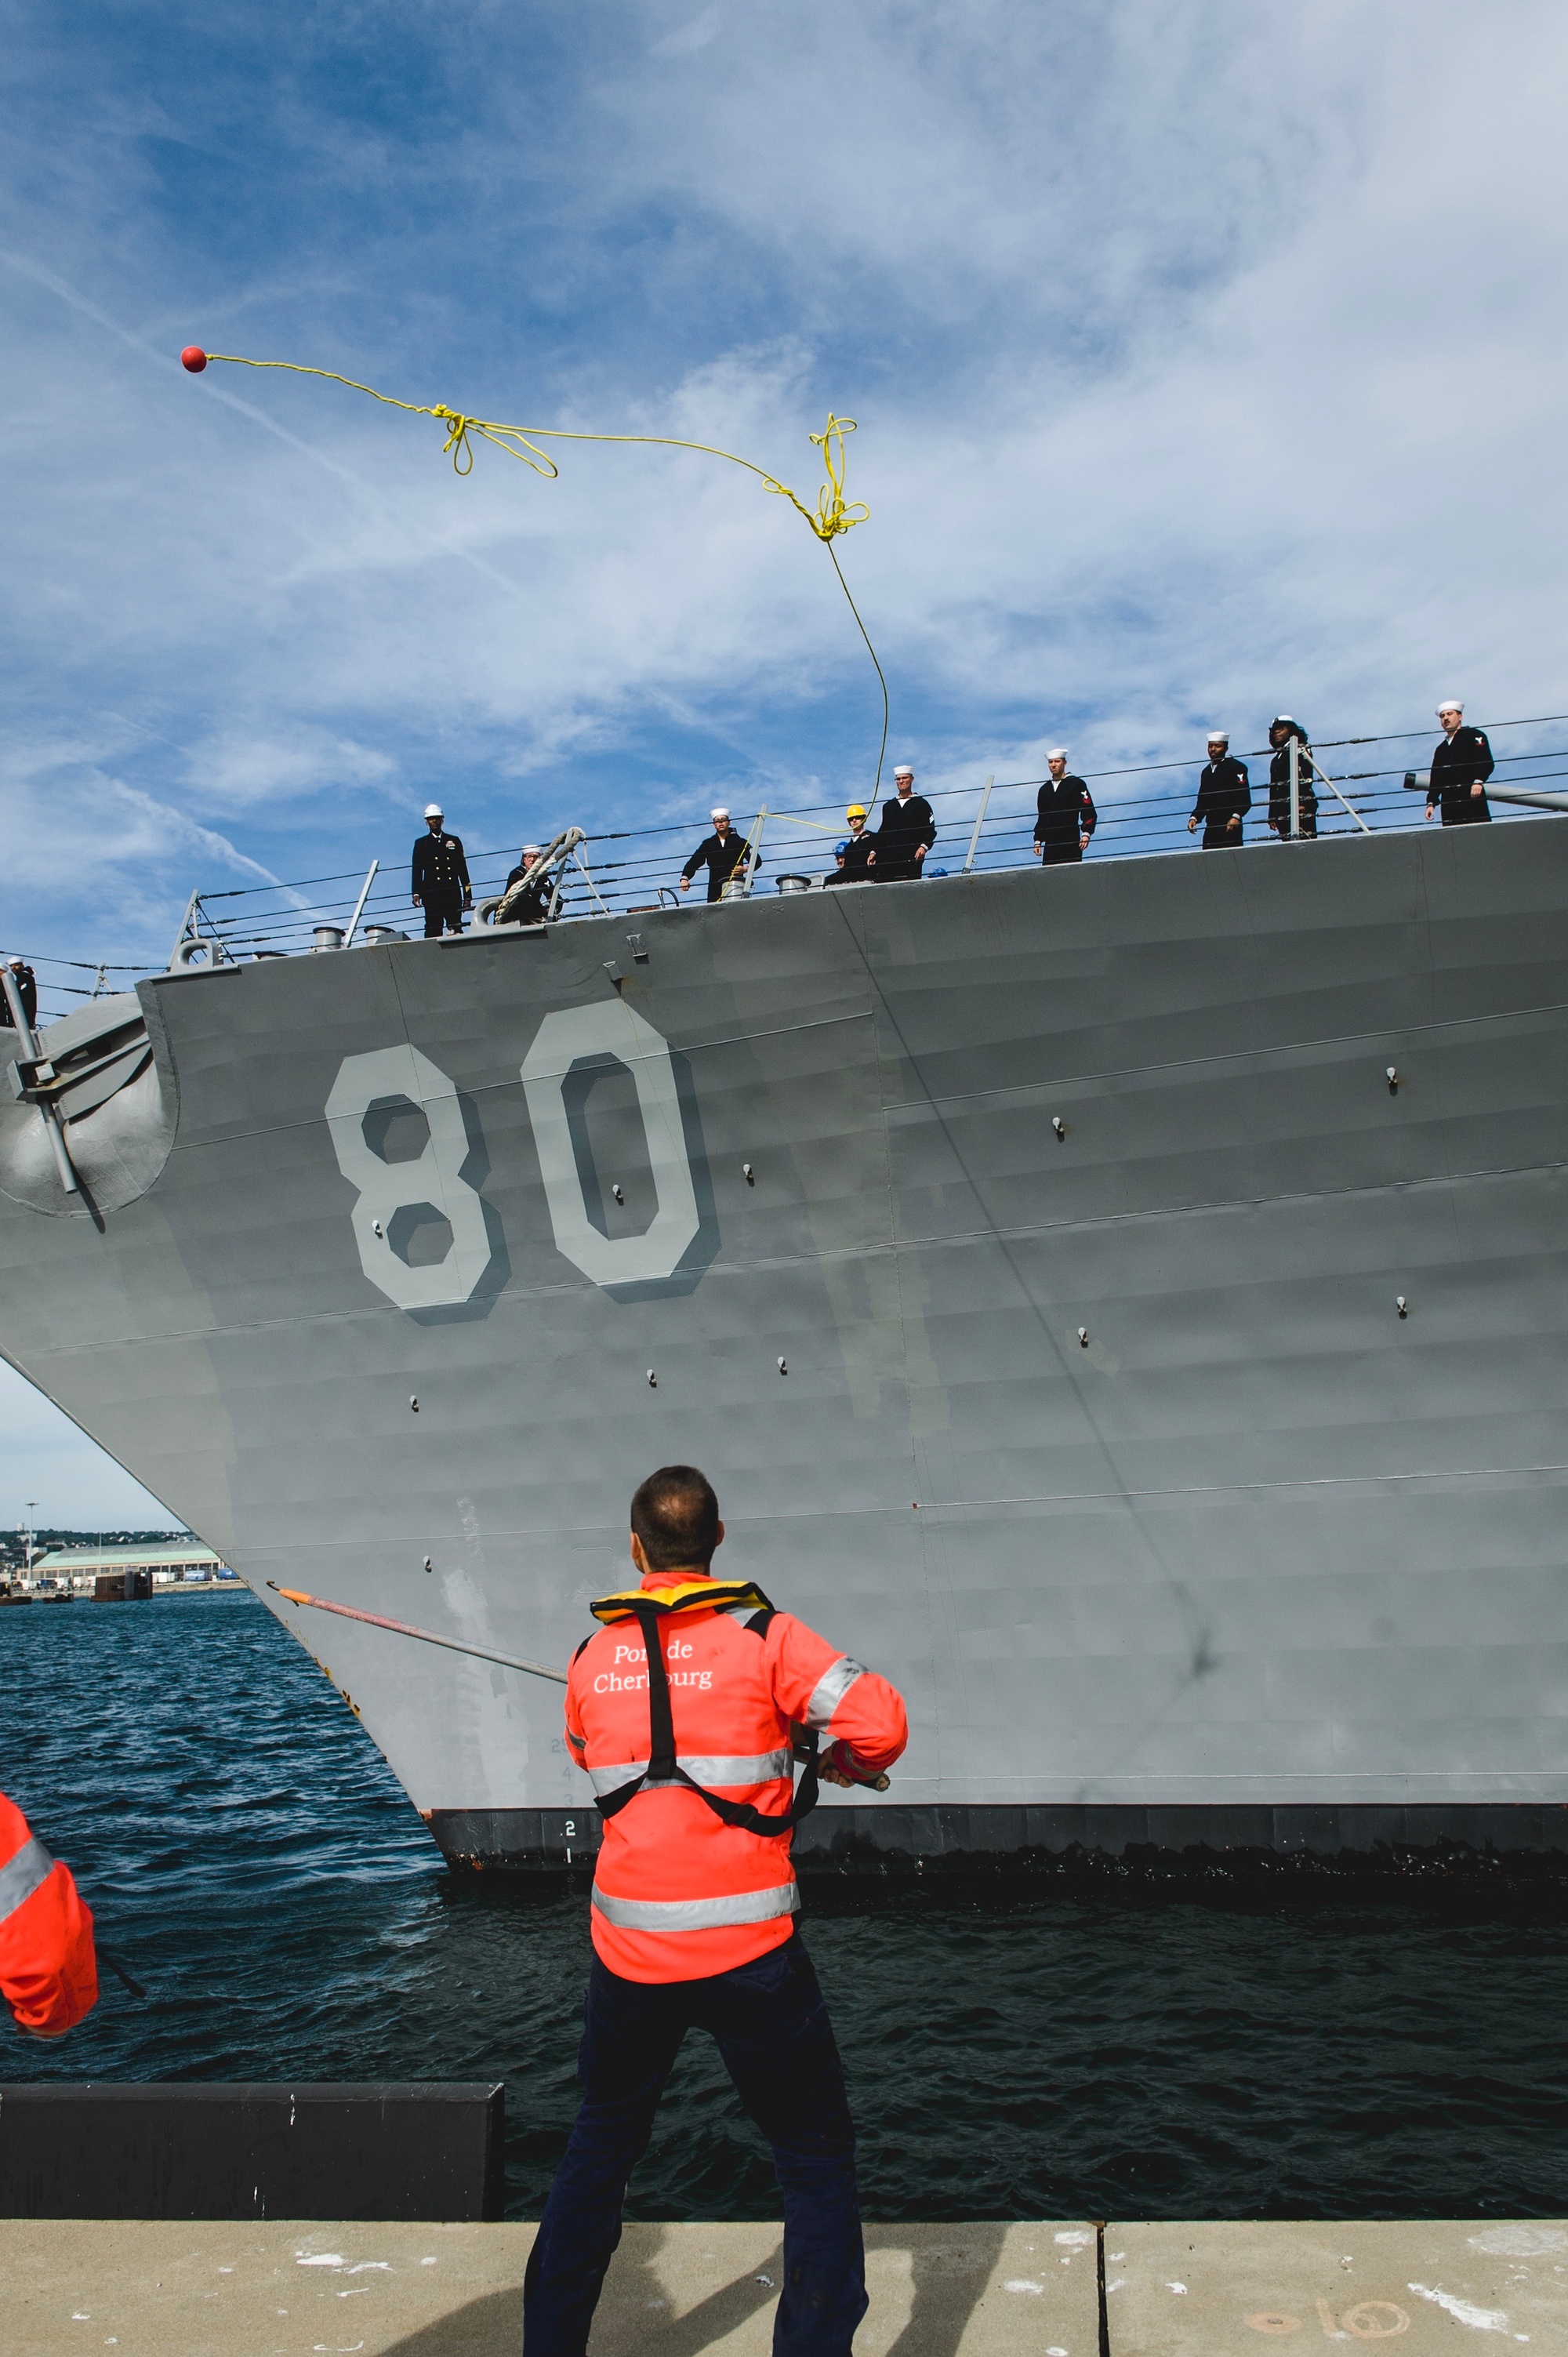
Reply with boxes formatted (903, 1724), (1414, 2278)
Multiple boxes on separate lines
(1425, 702), (1494, 826)
(1188, 732), (1250, 847)
(874, 765), (937, 881)
(823, 804), (877, 886)
(411, 804), (472, 936)
(1266, 719), (1318, 841)
(501, 846), (552, 925)
(1, 958), (37, 1030)
(680, 808), (753, 902)
(1033, 750), (1097, 866)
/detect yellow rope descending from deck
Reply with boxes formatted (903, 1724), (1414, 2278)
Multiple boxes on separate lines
(195, 354), (891, 794)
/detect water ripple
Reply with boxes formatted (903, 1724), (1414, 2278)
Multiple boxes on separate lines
(5, 1594), (1568, 2218)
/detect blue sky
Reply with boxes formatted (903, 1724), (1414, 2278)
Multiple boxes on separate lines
(2, 0), (1566, 1519)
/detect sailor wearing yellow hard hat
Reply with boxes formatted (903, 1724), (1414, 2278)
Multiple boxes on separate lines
(824, 801), (877, 888)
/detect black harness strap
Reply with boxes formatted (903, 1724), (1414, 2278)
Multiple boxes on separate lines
(595, 1600), (819, 1836)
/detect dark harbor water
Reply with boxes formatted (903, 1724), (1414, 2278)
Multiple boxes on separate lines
(4, 1593), (1566, 2221)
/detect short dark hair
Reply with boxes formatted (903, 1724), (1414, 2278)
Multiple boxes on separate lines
(630, 1465), (720, 1571)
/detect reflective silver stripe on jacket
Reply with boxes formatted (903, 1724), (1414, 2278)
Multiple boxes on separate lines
(0, 1836), (53, 1927)
(586, 1749), (792, 1797)
(591, 1881), (799, 1932)
(804, 1655), (864, 1731)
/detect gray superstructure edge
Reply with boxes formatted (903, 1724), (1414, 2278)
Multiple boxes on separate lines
(2, 820), (1565, 1872)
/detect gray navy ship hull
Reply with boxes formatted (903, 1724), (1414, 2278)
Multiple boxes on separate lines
(2, 821), (1566, 1873)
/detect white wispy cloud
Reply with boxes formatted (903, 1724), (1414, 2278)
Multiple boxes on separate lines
(2, 0), (1563, 1509)
(0, 5), (1563, 921)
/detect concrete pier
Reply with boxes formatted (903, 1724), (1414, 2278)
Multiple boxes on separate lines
(1104, 2219), (1568, 2357)
(4, 2216), (1565, 2356)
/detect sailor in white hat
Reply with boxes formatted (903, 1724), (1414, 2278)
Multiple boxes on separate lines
(1188, 731), (1251, 848)
(680, 804), (753, 901)
(412, 801), (472, 935)
(1426, 701), (1494, 826)
(1033, 749), (1098, 866)
(875, 764), (935, 881)
(499, 841), (553, 926)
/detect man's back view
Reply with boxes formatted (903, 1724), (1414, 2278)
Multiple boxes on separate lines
(524, 1464), (908, 2357)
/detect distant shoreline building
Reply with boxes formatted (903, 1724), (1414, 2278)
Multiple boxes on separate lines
(22, 1541), (234, 1596)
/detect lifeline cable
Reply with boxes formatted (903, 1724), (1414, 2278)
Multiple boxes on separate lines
(181, 348), (891, 798)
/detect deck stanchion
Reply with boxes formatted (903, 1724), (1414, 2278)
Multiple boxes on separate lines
(964, 775), (995, 873)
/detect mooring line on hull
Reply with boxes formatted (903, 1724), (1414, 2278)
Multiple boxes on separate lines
(266, 1582), (568, 1684)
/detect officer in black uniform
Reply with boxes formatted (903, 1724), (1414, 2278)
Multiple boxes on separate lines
(823, 804), (877, 886)
(1266, 718), (1318, 841)
(874, 765), (937, 881)
(1425, 702), (1494, 825)
(680, 808), (753, 902)
(412, 804), (472, 936)
(1033, 750), (1097, 865)
(500, 846), (553, 925)
(1, 958), (38, 1030)
(1188, 732), (1250, 847)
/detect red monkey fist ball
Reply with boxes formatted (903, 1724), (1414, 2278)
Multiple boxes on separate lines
(180, 346), (209, 372)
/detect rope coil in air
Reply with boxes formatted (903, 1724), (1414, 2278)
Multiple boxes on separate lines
(183, 348), (889, 795)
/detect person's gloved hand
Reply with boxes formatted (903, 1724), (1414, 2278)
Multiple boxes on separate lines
(818, 1739), (864, 1789)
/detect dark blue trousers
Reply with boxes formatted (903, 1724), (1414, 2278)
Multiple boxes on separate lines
(523, 1933), (867, 2357)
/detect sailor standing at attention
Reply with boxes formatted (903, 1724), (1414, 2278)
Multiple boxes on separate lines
(524, 1464), (908, 2357)
(1265, 718), (1318, 841)
(1425, 701), (1494, 825)
(410, 804), (472, 936)
(0, 1789), (98, 2040)
(680, 807), (753, 902)
(1033, 750), (1097, 865)
(1188, 731), (1251, 846)
(873, 764), (936, 881)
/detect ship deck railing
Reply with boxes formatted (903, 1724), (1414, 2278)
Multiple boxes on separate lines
(20, 718), (1568, 1015)
(171, 722), (1568, 967)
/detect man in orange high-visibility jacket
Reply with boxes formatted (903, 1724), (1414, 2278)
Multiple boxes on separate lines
(524, 1464), (908, 2357)
(0, 1791), (98, 2039)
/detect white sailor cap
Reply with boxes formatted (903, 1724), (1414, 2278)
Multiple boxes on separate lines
(1205, 728), (1230, 743)
(893, 764), (914, 778)
(1047, 746), (1069, 760)
(522, 844), (543, 857)
(1436, 698), (1463, 714)
(710, 804), (730, 820)
(424, 801), (444, 817)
